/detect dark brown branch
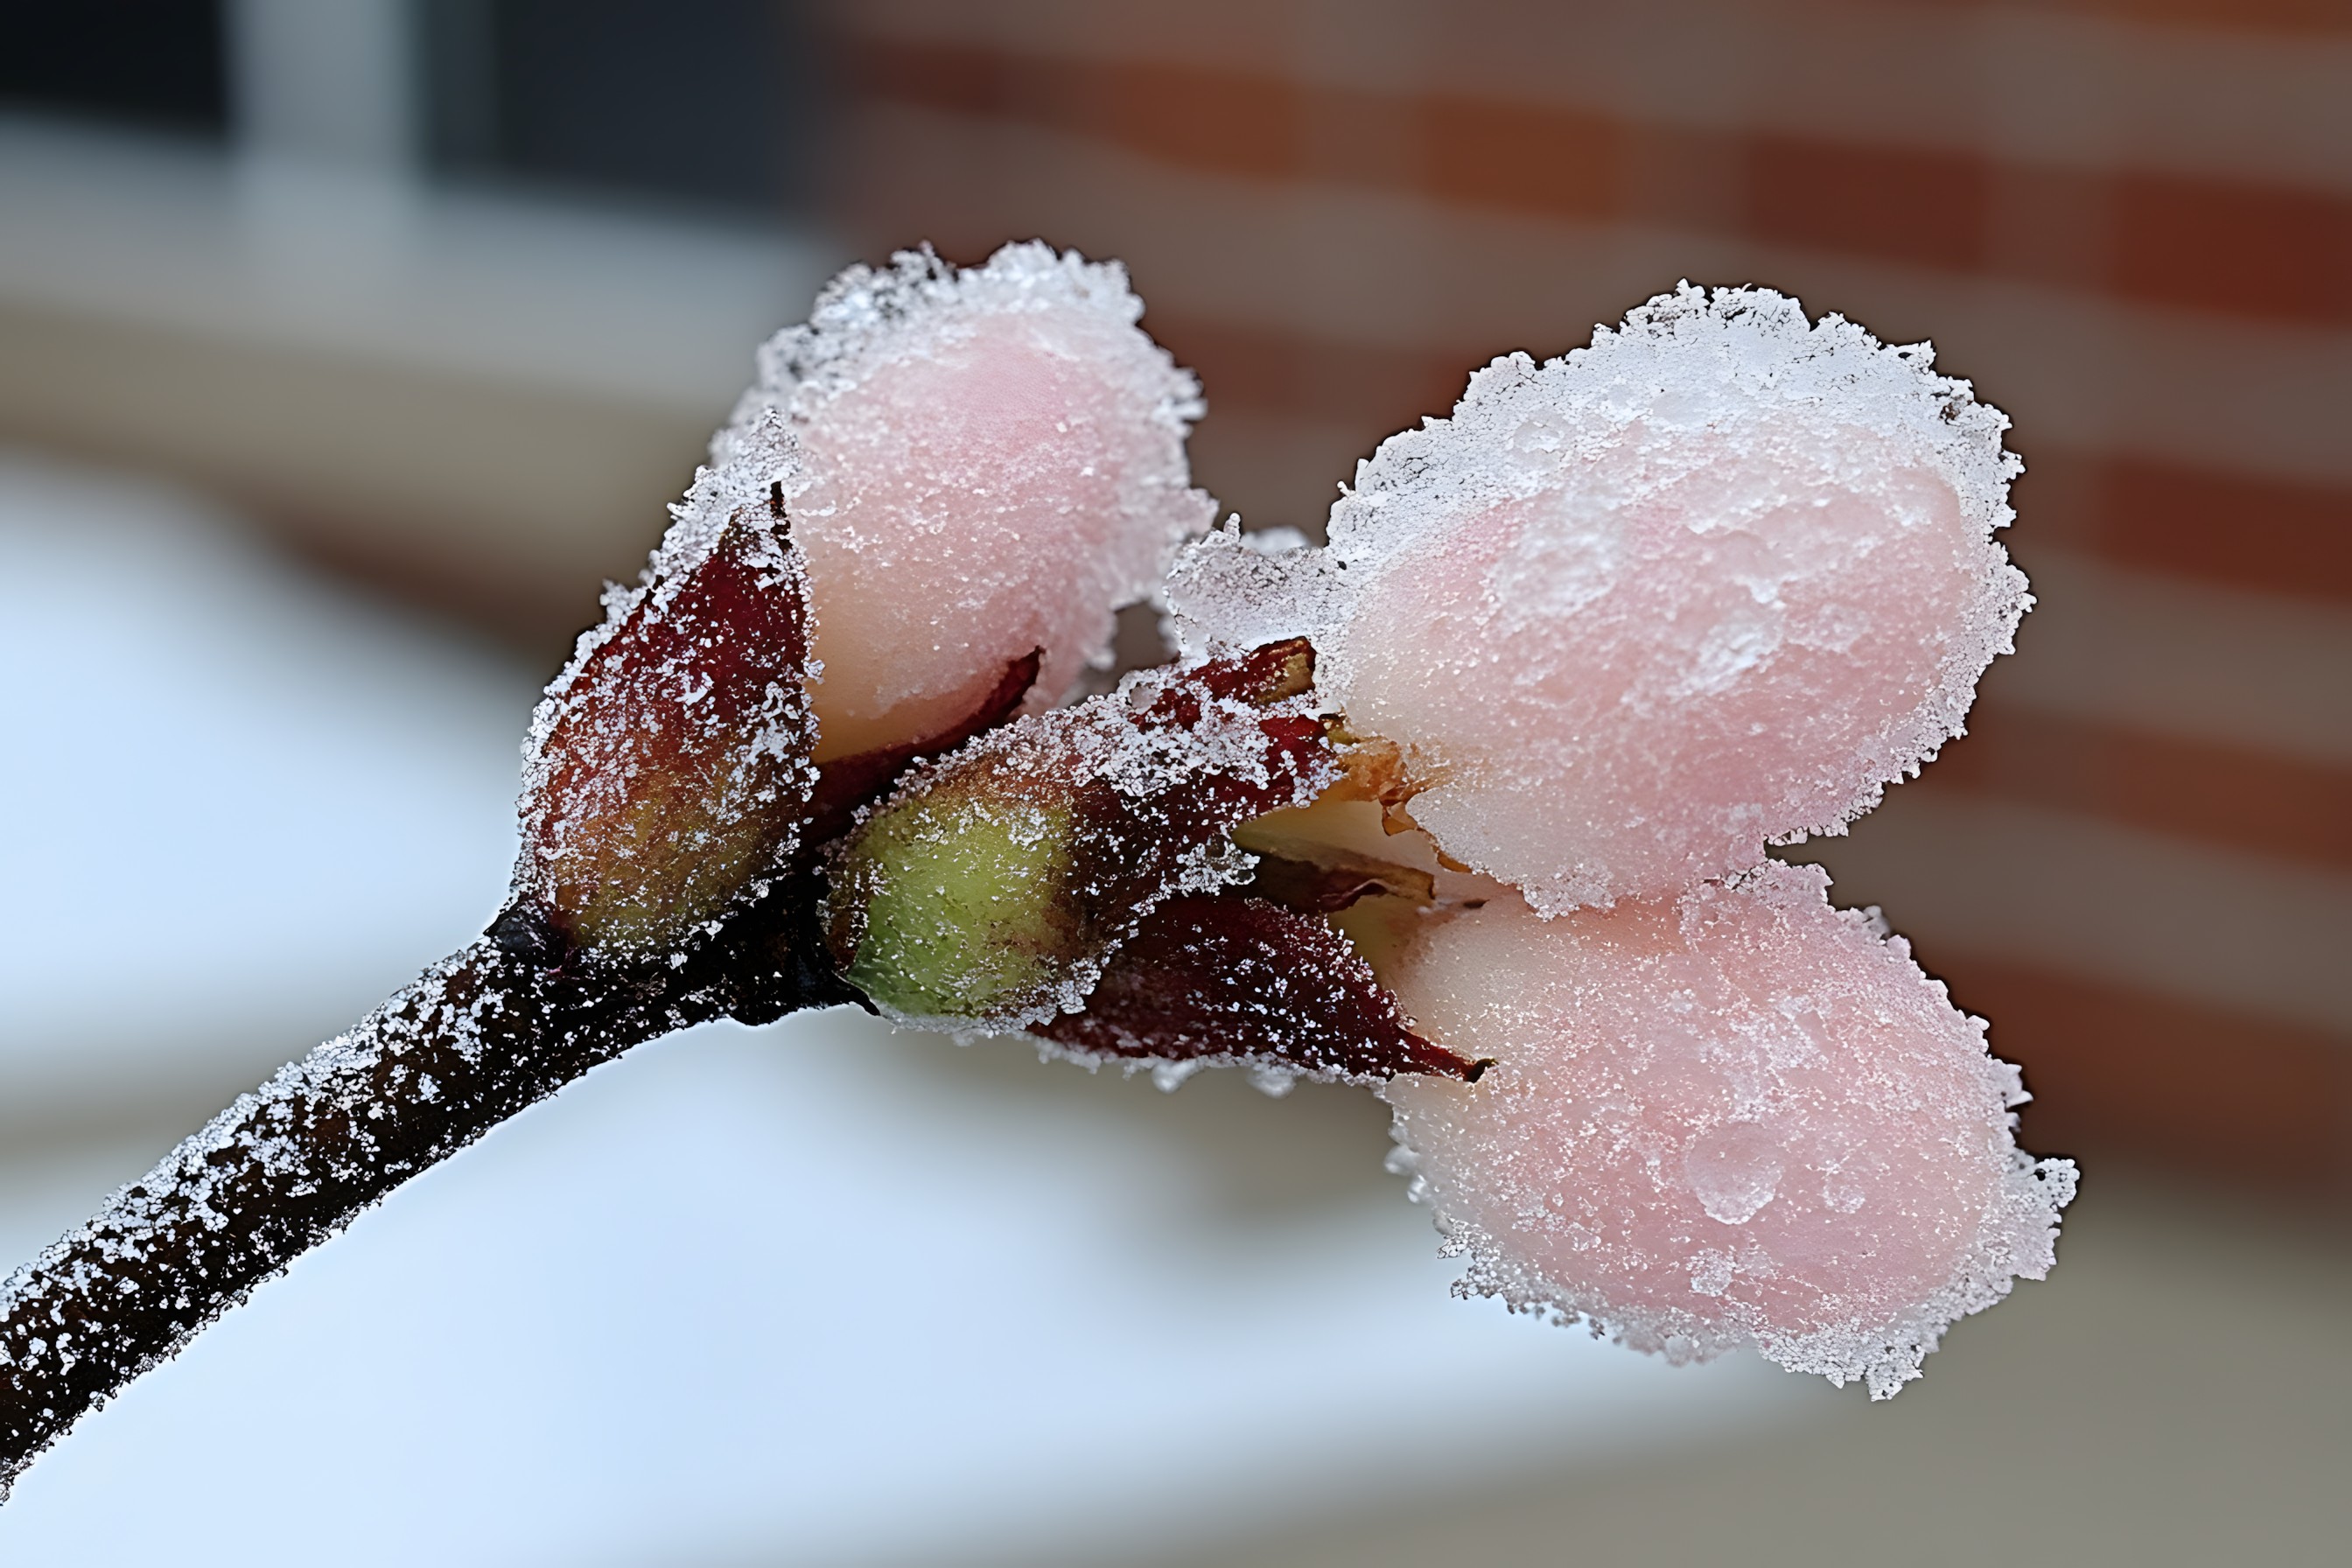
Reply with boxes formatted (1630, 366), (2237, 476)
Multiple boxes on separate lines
(0, 651), (1059, 1498)
(0, 647), (1458, 1499)
(0, 860), (864, 1501)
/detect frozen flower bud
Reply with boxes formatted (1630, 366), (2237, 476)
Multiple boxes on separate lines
(1032, 892), (1482, 1083)
(715, 242), (1214, 762)
(1310, 284), (2026, 913)
(514, 491), (816, 957)
(825, 640), (1336, 1030)
(1381, 863), (2075, 1398)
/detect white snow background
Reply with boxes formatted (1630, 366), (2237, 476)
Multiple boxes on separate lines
(0, 454), (1801, 1566)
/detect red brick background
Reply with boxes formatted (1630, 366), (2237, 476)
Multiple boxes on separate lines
(816, 0), (2352, 1196)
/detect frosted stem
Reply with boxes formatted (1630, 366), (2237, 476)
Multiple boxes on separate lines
(0, 901), (849, 1500)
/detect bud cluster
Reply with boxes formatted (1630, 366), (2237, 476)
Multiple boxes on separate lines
(497, 265), (2078, 1398)
(1, 247), (2094, 1503)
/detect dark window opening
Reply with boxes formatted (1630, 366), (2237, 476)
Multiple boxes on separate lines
(420, 0), (821, 219)
(0, 0), (230, 136)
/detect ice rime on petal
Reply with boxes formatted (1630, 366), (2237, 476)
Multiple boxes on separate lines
(718, 242), (1215, 761)
(1165, 521), (1340, 662)
(1315, 283), (2027, 913)
(1380, 862), (2075, 1397)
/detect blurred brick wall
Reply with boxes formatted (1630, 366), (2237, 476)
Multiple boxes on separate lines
(816, 0), (2352, 1194)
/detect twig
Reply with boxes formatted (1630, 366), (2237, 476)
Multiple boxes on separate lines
(0, 875), (852, 1500)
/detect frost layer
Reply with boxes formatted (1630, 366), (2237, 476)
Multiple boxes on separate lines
(1320, 284), (2026, 913)
(1381, 863), (2075, 1397)
(827, 644), (1336, 1033)
(518, 467), (817, 954)
(717, 242), (1214, 761)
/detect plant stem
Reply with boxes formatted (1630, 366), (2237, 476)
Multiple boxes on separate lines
(0, 879), (851, 1501)
(0, 652), (1046, 1501)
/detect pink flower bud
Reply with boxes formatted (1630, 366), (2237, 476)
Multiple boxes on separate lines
(1380, 862), (2074, 1397)
(1320, 284), (2026, 912)
(719, 242), (1214, 762)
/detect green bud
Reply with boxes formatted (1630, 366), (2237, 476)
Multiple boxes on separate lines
(836, 789), (1083, 1021)
(825, 639), (1339, 1030)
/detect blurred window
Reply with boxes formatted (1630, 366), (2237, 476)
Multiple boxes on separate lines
(420, 0), (818, 216)
(0, 0), (230, 136)
(0, 0), (817, 219)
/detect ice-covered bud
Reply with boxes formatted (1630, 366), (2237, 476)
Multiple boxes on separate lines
(825, 640), (1336, 1029)
(716, 242), (1214, 762)
(1380, 862), (2075, 1397)
(1318, 284), (2027, 913)
(1033, 894), (1483, 1083)
(514, 492), (817, 956)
